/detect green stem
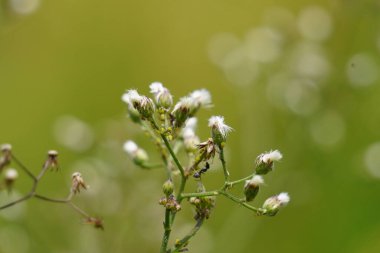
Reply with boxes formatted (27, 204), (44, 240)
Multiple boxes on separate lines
(218, 191), (263, 214)
(219, 147), (230, 182)
(160, 209), (172, 253)
(161, 135), (185, 178)
(170, 217), (205, 253)
(139, 163), (163, 169)
(228, 174), (255, 187)
(141, 121), (171, 177)
(180, 190), (264, 215)
(181, 191), (219, 198)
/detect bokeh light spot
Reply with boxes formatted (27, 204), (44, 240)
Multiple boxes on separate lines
(309, 111), (346, 147)
(284, 79), (320, 116)
(364, 142), (380, 178)
(10, 0), (40, 15)
(54, 116), (94, 152)
(347, 53), (379, 87)
(244, 27), (283, 63)
(297, 6), (332, 42)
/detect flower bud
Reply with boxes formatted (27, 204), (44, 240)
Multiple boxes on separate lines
(208, 116), (233, 146)
(122, 90), (155, 120)
(262, 192), (290, 216)
(255, 150), (282, 175)
(150, 82), (173, 109)
(172, 97), (193, 128)
(162, 179), (174, 197)
(84, 217), (104, 230)
(244, 175), (264, 202)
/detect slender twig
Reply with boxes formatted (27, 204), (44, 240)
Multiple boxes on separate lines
(34, 194), (69, 203)
(11, 154), (37, 182)
(0, 193), (33, 210)
(169, 217), (205, 253)
(218, 191), (263, 214)
(228, 174), (255, 186)
(68, 202), (91, 218)
(1, 154), (93, 221)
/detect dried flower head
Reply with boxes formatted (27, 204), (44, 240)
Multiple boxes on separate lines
(196, 138), (217, 162)
(208, 116), (233, 145)
(84, 217), (104, 230)
(72, 172), (87, 194)
(43, 150), (59, 171)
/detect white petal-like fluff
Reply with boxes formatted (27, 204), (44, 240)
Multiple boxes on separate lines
(208, 116), (233, 138)
(123, 140), (138, 155)
(262, 150), (283, 163)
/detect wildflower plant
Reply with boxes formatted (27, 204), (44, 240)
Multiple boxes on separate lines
(0, 144), (102, 229)
(122, 82), (290, 252)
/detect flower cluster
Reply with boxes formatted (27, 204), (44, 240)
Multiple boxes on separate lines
(122, 82), (290, 252)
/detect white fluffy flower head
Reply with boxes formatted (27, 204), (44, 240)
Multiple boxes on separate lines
(149, 82), (165, 94)
(122, 89), (142, 106)
(172, 96), (194, 112)
(208, 116), (233, 138)
(190, 89), (212, 107)
(277, 192), (290, 205)
(262, 150), (283, 163)
(123, 140), (138, 155)
(245, 175), (264, 187)
(184, 117), (198, 131)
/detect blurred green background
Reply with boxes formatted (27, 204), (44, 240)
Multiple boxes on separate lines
(1, 0), (380, 252)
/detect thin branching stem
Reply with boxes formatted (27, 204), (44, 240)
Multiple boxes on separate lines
(11, 154), (37, 182)
(180, 190), (264, 215)
(169, 217), (205, 253)
(1, 153), (93, 220)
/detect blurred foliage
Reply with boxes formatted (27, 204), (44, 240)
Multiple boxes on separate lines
(1, 0), (380, 252)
